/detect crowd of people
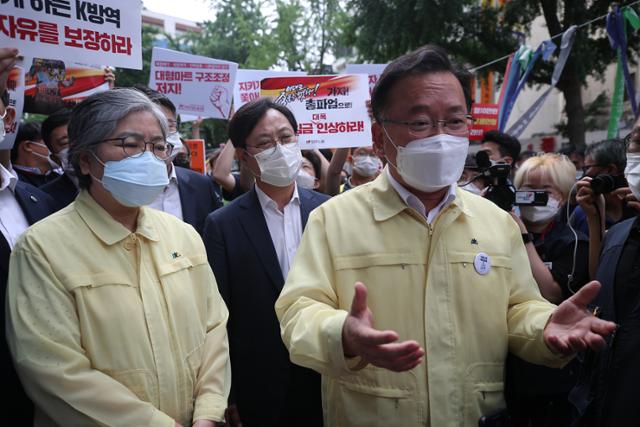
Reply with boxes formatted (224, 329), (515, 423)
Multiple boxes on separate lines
(1, 42), (638, 427)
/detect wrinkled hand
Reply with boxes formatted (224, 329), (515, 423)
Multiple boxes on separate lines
(543, 281), (617, 356)
(613, 187), (640, 213)
(576, 177), (604, 219)
(224, 404), (242, 427)
(342, 282), (424, 372)
(0, 47), (18, 95)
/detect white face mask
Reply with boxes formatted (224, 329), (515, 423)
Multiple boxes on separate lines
(353, 155), (381, 177)
(252, 142), (302, 187)
(624, 153), (640, 200)
(57, 147), (72, 172)
(167, 131), (183, 161)
(384, 129), (469, 193)
(296, 169), (316, 190)
(519, 196), (560, 224)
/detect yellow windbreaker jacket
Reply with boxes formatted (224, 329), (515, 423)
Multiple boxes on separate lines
(276, 171), (567, 426)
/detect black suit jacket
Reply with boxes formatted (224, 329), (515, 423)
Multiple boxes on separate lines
(1, 181), (55, 425)
(14, 168), (59, 187)
(40, 172), (78, 212)
(175, 166), (222, 235)
(203, 187), (329, 427)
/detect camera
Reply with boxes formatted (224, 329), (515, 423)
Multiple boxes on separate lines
(590, 174), (627, 195)
(473, 151), (548, 211)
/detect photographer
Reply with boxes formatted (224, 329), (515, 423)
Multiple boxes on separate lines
(570, 118), (640, 427)
(507, 153), (590, 426)
(571, 139), (636, 236)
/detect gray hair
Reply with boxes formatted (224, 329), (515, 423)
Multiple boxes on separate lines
(585, 138), (626, 173)
(68, 88), (169, 189)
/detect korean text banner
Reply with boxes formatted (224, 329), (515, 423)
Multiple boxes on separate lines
(469, 103), (499, 142)
(0, 0), (142, 70)
(261, 75), (372, 149)
(1, 66), (24, 150)
(233, 69), (306, 110)
(24, 57), (108, 114)
(345, 64), (387, 96)
(149, 47), (238, 120)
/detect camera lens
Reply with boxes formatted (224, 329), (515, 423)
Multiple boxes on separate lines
(591, 175), (615, 195)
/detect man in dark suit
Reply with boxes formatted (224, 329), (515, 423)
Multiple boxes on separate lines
(40, 108), (79, 211)
(203, 99), (328, 426)
(1, 150), (56, 426)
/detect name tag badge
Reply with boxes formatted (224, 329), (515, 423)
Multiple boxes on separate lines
(474, 252), (492, 275)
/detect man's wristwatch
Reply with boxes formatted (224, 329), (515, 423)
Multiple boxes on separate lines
(521, 233), (534, 244)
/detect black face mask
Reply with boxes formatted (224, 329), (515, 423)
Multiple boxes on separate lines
(174, 156), (191, 169)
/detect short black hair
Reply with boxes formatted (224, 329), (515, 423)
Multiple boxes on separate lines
(11, 121), (42, 163)
(228, 98), (298, 149)
(371, 44), (472, 122)
(41, 107), (72, 151)
(302, 149), (322, 180)
(132, 84), (177, 116)
(482, 130), (521, 162)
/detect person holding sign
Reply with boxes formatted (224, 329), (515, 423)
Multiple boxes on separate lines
(275, 45), (617, 426)
(6, 89), (230, 427)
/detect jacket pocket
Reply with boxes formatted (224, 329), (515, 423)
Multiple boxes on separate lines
(463, 362), (506, 422)
(332, 366), (426, 426)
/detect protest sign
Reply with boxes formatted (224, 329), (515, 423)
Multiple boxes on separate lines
(261, 74), (372, 149)
(184, 139), (205, 174)
(24, 57), (108, 114)
(233, 69), (305, 110)
(469, 103), (499, 142)
(345, 64), (387, 96)
(149, 48), (238, 119)
(1, 66), (25, 150)
(0, 0), (142, 69)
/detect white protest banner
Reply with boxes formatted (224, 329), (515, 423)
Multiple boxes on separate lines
(149, 47), (238, 119)
(1, 65), (24, 150)
(0, 0), (142, 70)
(345, 64), (387, 96)
(261, 74), (372, 149)
(233, 69), (306, 110)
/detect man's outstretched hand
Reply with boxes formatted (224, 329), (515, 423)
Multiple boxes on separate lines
(544, 281), (617, 356)
(342, 282), (424, 372)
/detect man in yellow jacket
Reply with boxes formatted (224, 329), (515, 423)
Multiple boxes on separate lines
(275, 45), (616, 426)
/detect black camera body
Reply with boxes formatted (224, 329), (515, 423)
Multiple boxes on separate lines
(590, 174), (627, 195)
(474, 151), (548, 212)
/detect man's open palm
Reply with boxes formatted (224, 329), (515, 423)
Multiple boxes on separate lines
(544, 281), (617, 356)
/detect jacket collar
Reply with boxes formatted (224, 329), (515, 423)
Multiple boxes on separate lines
(370, 168), (473, 222)
(75, 190), (160, 245)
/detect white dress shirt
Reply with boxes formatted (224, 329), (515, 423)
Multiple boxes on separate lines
(386, 168), (457, 224)
(0, 163), (30, 249)
(149, 165), (183, 220)
(255, 184), (302, 279)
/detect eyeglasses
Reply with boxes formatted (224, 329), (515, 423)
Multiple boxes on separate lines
(582, 164), (604, 175)
(102, 135), (173, 160)
(246, 134), (297, 156)
(381, 114), (475, 137)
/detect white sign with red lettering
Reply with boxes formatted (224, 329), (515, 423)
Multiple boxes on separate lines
(345, 64), (387, 96)
(149, 47), (238, 120)
(0, 0), (142, 69)
(260, 74), (372, 149)
(233, 69), (306, 110)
